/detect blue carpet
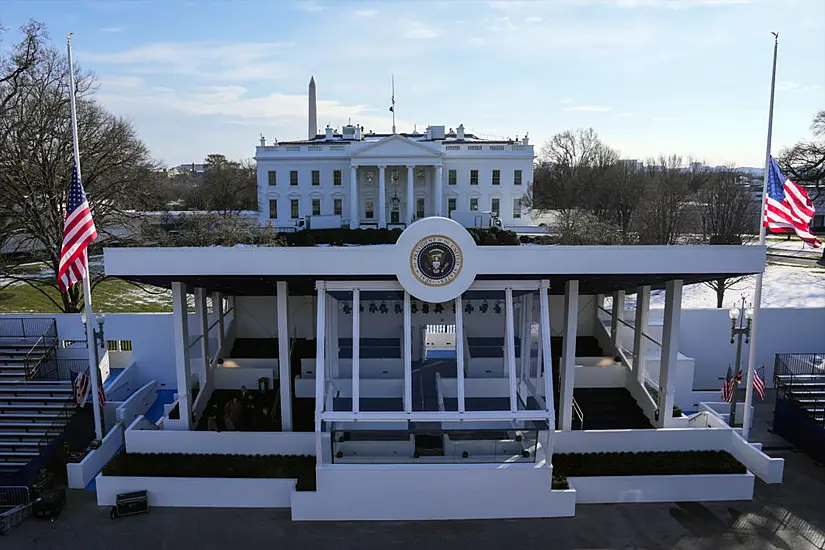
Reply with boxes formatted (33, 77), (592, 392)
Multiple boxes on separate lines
(426, 349), (456, 360)
(145, 389), (176, 423)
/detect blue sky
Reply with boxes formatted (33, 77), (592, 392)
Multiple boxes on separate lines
(2, 0), (823, 167)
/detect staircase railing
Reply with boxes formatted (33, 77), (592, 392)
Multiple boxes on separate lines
(572, 397), (584, 430)
(17, 319), (59, 381)
(775, 353), (825, 426)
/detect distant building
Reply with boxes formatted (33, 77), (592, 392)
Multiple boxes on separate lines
(168, 163), (206, 178)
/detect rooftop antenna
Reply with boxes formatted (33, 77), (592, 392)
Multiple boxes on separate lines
(389, 74), (396, 134)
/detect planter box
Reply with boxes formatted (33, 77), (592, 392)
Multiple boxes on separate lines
(96, 475), (297, 508)
(570, 472), (754, 504)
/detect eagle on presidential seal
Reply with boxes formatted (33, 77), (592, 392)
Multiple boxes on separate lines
(411, 235), (462, 286)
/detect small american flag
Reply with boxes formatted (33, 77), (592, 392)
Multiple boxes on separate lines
(73, 372), (90, 407)
(753, 366), (767, 401)
(764, 156), (821, 248)
(722, 367), (734, 403)
(58, 164), (98, 292)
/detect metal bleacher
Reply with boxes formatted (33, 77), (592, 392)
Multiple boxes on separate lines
(773, 353), (825, 463)
(0, 319), (76, 474)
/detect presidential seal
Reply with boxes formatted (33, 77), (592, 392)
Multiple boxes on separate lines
(410, 235), (463, 287)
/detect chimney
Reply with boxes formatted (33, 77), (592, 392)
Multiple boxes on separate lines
(457, 124), (465, 140)
(325, 124), (333, 140)
(259, 134), (266, 147)
(308, 76), (318, 139)
(523, 133), (529, 145)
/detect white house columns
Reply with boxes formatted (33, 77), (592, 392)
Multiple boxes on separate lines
(659, 279), (683, 428)
(349, 166), (358, 229)
(435, 165), (444, 217)
(378, 165), (387, 228)
(406, 165), (415, 224)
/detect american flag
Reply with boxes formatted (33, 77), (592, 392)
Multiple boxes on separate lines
(73, 372), (90, 407)
(753, 365), (767, 401)
(764, 156), (822, 248)
(722, 367), (743, 403)
(58, 164), (98, 293)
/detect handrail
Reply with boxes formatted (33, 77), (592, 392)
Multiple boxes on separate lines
(598, 305), (663, 348)
(572, 397), (584, 430)
(187, 307), (234, 349)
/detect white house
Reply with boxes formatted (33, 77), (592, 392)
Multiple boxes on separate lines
(255, 77), (534, 230)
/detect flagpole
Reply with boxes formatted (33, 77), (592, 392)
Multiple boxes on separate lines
(741, 32), (779, 441)
(391, 74), (396, 134)
(67, 34), (103, 441)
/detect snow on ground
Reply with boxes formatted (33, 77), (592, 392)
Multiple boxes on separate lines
(643, 264), (825, 309)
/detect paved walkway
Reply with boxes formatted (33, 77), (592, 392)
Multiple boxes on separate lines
(5, 450), (825, 550)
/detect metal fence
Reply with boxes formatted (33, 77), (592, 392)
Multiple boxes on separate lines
(775, 353), (825, 379)
(0, 486), (30, 508)
(28, 358), (88, 382)
(0, 318), (57, 341)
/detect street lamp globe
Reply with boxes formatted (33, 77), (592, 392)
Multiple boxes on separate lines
(745, 308), (754, 320)
(728, 306), (740, 321)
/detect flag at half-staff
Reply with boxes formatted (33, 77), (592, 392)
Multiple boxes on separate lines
(58, 164), (98, 292)
(764, 156), (821, 248)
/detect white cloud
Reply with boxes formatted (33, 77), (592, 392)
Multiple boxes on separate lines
(564, 106), (612, 112)
(559, 98), (573, 104)
(405, 23), (440, 39)
(98, 75), (143, 89)
(526, 16), (543, 22)
(296, 0), (326, 12)
(100, 27), (122, 33)
(616, 112), (634, 117)
(354, 8), (378, 18)
(82, 41), (293, 81)
(490, 16), (517, 31)
(777, 82), (821, 93)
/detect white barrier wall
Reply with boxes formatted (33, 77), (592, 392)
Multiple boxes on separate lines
(570, 473), (754, 503)
(67, 425), (124, 489)
(115, 381), (158, 428)
(105, 363), (141, 402)
(125, 423), (316, 455)
(213, 366), (275, 389)
(554, 427), (732, 454)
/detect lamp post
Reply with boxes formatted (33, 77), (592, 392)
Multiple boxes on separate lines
(728, 297), (753, 427)
(81, 311), (106, 439)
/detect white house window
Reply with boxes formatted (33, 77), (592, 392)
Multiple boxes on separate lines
(312, 170), (320, 186)
(269, 199), (278, 219)
(416, 198), (425, 219)
(291, 199), (300, 219)
(470, 169), (478, 185)
(312, 198), (321, 216)
(514, 169), (523, 186)
(448, 197), (457, 215)
(333, 170), (342, 186)
(333, 198), (343, 216)
(491, 197), (500, 216)
(290, 170), (298, 186)
(448, 169), (457, 185)
(268, 171), (276, 186)
(512, 197), (522, 219)
(470, 197), (479, 211)
(107, 340), (119, 352)
(365, 199), (374, 219)
(492, 169), (500, 186)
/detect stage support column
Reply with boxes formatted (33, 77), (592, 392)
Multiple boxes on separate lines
(611, 290), (625, 350)
(455, 294), (466, 413)
(505, 287), (518, 412)
(314, 282), (327, 463)
(211, 292), (224, 357)
(633, 285), (651, 386)
(519, 294), (532, 387)
(403, 291), (412, 413)
(276, 281), (292, 431)
(195, 287), (210, 390)
(352, 289), (361, 414)
(659, 279), (683, 428)
(539, 280), (556, 459)
(559, 280), (579, 431)
(171, 282), (192, 430)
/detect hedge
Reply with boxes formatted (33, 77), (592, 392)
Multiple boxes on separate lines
(552, 451), (746, 477)
(552, 475), (569, 490)
(280, 227), (521, 247)
(102, 452), (317, 491)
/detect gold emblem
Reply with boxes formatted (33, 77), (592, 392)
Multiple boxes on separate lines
(410, 235), (462, 287)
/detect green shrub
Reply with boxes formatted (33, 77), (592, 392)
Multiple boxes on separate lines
(552, 475), (569, 490)
(673, 406), (683, 417)
(552, 451), (746, 477)
(103, 452), (317, 491)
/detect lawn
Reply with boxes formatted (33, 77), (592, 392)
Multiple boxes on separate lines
(0, 278), (173, 313)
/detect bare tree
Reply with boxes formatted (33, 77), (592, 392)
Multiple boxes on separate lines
(0, 20), (45, 118)
(633, 156), (695, 245)
(0, 32), (161, 312)
(189, 154), (257, 215)
(139, 212), (284, 247)
(778, 109), (825, 201)
(698, 168), (756, 307)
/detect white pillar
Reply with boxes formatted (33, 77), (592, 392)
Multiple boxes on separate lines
(403, 291), (412, 413)
(505, 287), (518, 412)
(610, 290), (625, 350)
(539, 281), (555, 419)
(276, 282), (292, 431)
(559, 280), (578, 431)
(378, 165), (387, 228)
(633, 285), (651, 386)
(314, 283), (326, 462)
(349, 165), (358, 229)
(435, 165), (443, 216)
(211, 292), (223, 357)
(659, 279), (683, 428)
(455, 294), (466, 413)
(519, 294), (532, 385)
(406, 165), (415, 224)
(171, 282), (192, 430)
(195, 287), (209, 389)
(352, 289), (360, 413)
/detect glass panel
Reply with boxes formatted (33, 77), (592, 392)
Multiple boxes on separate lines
(329, 290), (352, 412)
(413, 298), (457, 412)
(330, 421), (544, 464)
(459, 289), (508, 412)
(358, 290), (405, 413)
(516, 290), (542, 411)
